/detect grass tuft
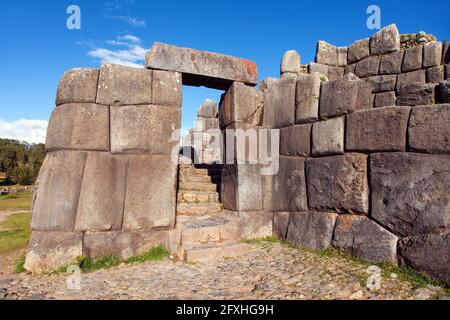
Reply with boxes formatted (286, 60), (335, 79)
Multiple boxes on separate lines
(125, 245), (170, 264)
(14, 254), (26, 274)
(243, 236), (280, 244)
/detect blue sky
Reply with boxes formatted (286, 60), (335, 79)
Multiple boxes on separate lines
(0, 0), (449, 143)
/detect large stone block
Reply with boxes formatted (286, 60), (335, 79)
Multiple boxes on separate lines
(348, 38), (370, 64)
(220, 164), (263, 211)
(56, 68), (99, 106)
(74, 153), (128, 231)
(306, 154), (369, 214)
(374, 91), (396, 108)
(31, 151), (87, 231)
(145, 42), (257, 90)
(312, 117), (344, 156)
(122, 155), (177, 230)
(152, 70), (182, 107)
(262, 77), (296, 128)
(273, 212), (290, 240)
(379, 50), (404, 75)
(219, 82), (262, 128)
(24, 231), (83, 273)
(46, 103), (109, 151)
(423, 41), (443, 68)
(327, 65), (345, 81)
(332, 215), (398, 263)
(408, 104), (450, 154)
(426, 66), (445, 83)
(110, 104), (180, 155)
(295, 73), (321, 123)
(366, 75), (396, 93)
(396, 83), (435, 106)
(370, 153), (450, 237)
(280, 123), (311, 157)
(402, 45), (423, 72)
(280, 50), (301, 74)
(237, 211), (273, 239)
(286, 211), (338, 250)
(354, 55), (380, 78)
(319, 74), (372, 118)
(370, 24), (400, 55)
(194, 117), (219, 132)
(83, 229), (169, 259)
(198, 99), (218, 118)
(315, 41), (338, 66)
(265, 156), (308, 212)
(309, 63), (343, 81)
(96, 63), (153, 105)
(440, 80), (450, 103)
(443, 42), (450, 64)
(398, 232), (450, 282)
(396, 70), (426, 92)
(346, 106), (410, 152)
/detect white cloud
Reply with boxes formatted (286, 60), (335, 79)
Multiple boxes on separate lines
(0, 119), (48, 144)
(87, 35), (147, 68)
(107, 15), (146, 28)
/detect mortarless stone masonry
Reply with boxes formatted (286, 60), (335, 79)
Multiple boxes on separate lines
(25, 24), (450, 281)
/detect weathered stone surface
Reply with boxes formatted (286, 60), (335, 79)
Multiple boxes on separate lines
(221, 164), (263, 211)
(423, 41), (443, 68)
(96, 63), (153, 105)
(308, 62), (328, 77)
(332, 215), (398, 263)
(74, 153), (128, 231)
(366, 75), (396, 93)
(219, 82), (262, 128)
(346, 106), (410, 152)
(312, 117), (344, 156)
(316, 41), (338, 66)
(265, 156), (308, 212)
(262, 77), (296, 128)
(440, 80), (450, 103)
(346, 63), (356, 75)
(198, 99), (218, 118)
(398, 232), (450, 282)
(373, 91), (396, 108)
(122, 155), (177, 230)
(337, 47), (348, 67)
(306, 154), (369, 214)
(31, 151), (87, 231)
(295, 73), (321, 123)
(426, 66), (445, 83)
(194, 117), (219, 132)
(402, 45), (423, 72)
(46, 103), (109, 151)
(370, 24), (401, 55)
(396, 83), (435, 106)
(280, 124), (311, 157)
(320, 74), (372, 118)
(443, 42), (450, 64)
(152, 70), (182, 107)
(379, 50), (404, 75)
(110, 104), (180, 155)
(286, 212), (338, 250)
(348, 38), (370, 64)
(237, 211), (273, 240)
(446, 64), (450, 79)
(408, 104), (450, 153)
(354, 55), (380, 78)
(281, 50), (301, 74)
(83, 230), (169, 259)
(24, 231), (83, 273)
(396, 70), (426, 92)
(56, 68), (99, 106)
(273, 212), (290, 240)
(327, 66), (345, 81)
(370, 152), (450, 237)
(145, 42), (257, 90)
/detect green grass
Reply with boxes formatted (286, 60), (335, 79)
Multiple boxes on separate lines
(45, 245), (172, 275)
(0, 192), (32, 211)
(14, 254), (26, 274)
(0, 211), (31, 254)
(243, 236), (279, 244)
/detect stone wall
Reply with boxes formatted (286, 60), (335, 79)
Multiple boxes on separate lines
(25, 64), (183, 273)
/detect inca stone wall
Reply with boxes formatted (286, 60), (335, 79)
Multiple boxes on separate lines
(26, 24), (449, 282)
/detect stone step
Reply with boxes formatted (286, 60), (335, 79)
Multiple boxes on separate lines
(182, 242), (250, 264)
(180, 215), (240, 245)
(179, 181), (216, 192)
(177, 190), (219, 203)
(182, 175), (211, 183)
(176, 202), (222, 216)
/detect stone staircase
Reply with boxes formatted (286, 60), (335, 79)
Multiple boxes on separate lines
(174, 165), (251, 263)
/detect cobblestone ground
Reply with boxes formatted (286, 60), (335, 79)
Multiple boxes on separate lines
(0, 242), (446, 300)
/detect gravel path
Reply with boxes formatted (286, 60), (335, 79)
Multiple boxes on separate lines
(0, 242), (445, 300)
